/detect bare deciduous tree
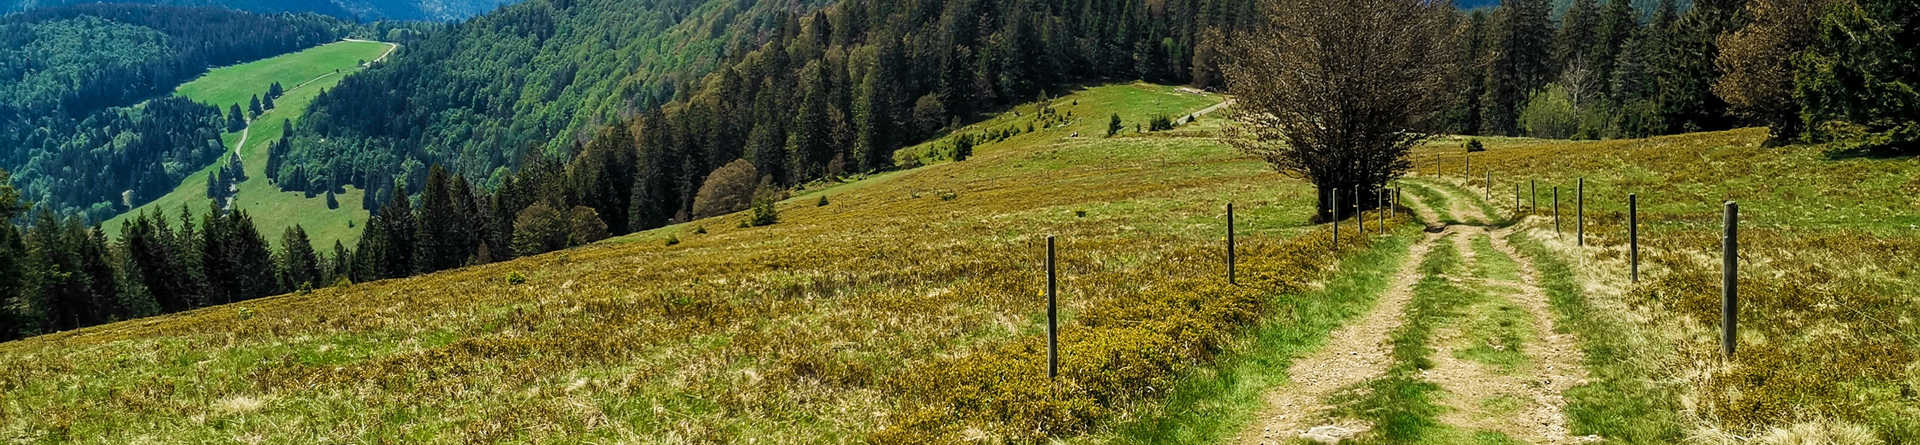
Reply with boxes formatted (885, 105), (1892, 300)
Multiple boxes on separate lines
(1225, 0), (1460, 221)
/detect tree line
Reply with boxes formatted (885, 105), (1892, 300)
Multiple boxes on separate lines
(1434, 0), (1914, 153)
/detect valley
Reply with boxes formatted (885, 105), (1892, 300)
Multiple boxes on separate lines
(102, 39), (398, 251)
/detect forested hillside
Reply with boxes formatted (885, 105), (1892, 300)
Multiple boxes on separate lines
(1, 0), (517, 21)
(0, 4), (345, 222)
(282, 0), (1257, 232)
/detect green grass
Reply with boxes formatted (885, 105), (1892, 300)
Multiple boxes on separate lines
(173, 40), (393, 112)
(102, 40), (393, 250)
(1089, 222), (1421, 444)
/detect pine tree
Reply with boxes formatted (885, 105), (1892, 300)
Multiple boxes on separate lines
(280, 225), (322, 291)
(330, 240), (352, 286)
(1651, 0), (1748, 133)
(227, 104), (246, 131)
(1554, 0), (1602, 71)
(249, 95), (263, 118)
(1794, 0), (1919, 152)
(268, 81), (284, 99)
(226, 210), (281, 300)
(262, 91), (275, 110)
(1592, 0), (1640, 92)
(0, 170), (28, 340)
(378, 180), (415, 279)
(1483, 0), (1557, 136)
(414, 165), (459, 274)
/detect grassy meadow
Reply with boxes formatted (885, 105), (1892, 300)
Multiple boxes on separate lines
(1409, 130), (1920, 442)
(102, 40), (395, 250)
(0, 84), (1425, 443)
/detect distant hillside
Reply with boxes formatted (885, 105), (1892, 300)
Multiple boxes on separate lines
(0, 3), (345, 221)
(1, 0), (520, 21)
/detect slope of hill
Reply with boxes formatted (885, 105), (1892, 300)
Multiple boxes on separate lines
(100, 39), (397, 251)
(1, 0), (520, 21)
(0, 83), (1367, 442)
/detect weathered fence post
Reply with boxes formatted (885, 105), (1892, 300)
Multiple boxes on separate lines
(1355, 188), (1365, 235)
(1332, 189), (1340, 248)
(1578, 178), (1585, 246)
(1630, 194), (1639, 283)
(1485, 170), (1492, 200)
(1378, 189), (1386, 235)
(1514, 184), (1521, 220)
(1227, 203), (1235, 285)
(1047, 235), (1059, 379)
(1723, 201), (1739, 359)
(1464, 154), (1470, 180)
(1531, 180), (1538, 216)
(1554, 186), (1561, 236)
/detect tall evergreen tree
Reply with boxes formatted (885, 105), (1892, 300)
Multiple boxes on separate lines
(1651, 0), (1749, 133)
(1483, 0), (1557, 135)
(0, 170), (29, 340)
(280, 225), (323, 291)
(377, 180), (415, 279)
(1554, 0), (1602, 71)
(414, 166), (460, 274)
(226, 209), (282, 300)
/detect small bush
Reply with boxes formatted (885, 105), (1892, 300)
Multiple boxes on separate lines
(1148, 114), (1175, 131)
(504, 272), (528, 285)
(692, 159), (761, 219)
(1075, 209), (1087, 218)
(937, 190), (958, 201)
(1107, 114), (1122, 137)
(693, 225), (706, 234)
(1466, 140), (1486, 152)
(747, 197), (780, 227)
(664, 235), (679, 246)
(816, 195), (829, 207)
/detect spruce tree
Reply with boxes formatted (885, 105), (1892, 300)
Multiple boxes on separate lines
(249, 95), (263, 118)
(414, 166), (458, 274)
(1794, 0), (1919, 152)
(227, 210), (281, 300)
(1553, 0), (1602, 71)
(0, 171), (27, 340)
(1483, 0), (1557, 136)
(227, 104), (246, 131)
(280, 226), (322, 291)
(378, 180), (415, 279)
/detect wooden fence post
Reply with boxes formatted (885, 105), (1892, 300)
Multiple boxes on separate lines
(1048, 235), (1059, 379)
(1514, 184), (1521, 220)
(1630, 194), (1639, 283)
(1723, 201), (1739, 359)
(1378, 189), (1386, 235)
(1464, 154), (1470, 180)
(1531, 180), (1538, 216)
(1578, 178), (1585, 246)
(1554, 186), (1561, 236)
(1485, 170), (1492, 200)
(1227, 203), (1235, 285)
(1333, 189), (1340, 248)
(1355, 188), (1364, 235)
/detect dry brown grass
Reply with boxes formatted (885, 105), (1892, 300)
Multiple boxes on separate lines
(0, 84), (1356, 443)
